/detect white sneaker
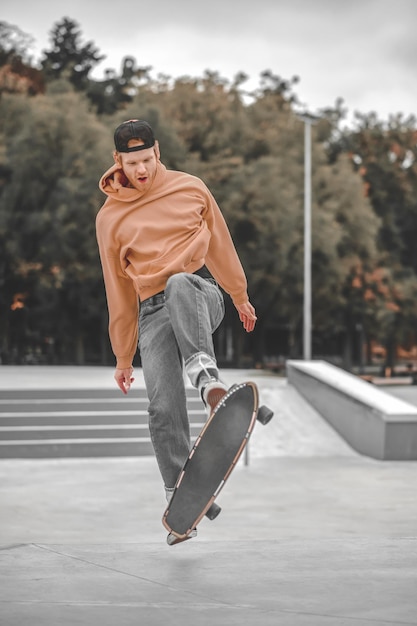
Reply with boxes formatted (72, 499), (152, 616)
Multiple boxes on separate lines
(167, 529), (197, 546)
(202, 379), (228, 418)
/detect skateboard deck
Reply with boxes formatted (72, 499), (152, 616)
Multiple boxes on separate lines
(162, 381), (260, 544)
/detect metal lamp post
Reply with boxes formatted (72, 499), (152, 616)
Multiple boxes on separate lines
(303, 116), (312, 360)
(297, 113), (318, 361)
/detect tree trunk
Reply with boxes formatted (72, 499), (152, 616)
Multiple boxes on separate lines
(75, 331), (85, 365)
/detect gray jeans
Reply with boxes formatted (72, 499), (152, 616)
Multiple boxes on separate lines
(138, 272), (225, 488)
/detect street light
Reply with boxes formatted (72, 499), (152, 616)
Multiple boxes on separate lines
(297, 112), (319, 361)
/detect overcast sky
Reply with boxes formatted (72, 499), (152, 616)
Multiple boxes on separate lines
(2, 0), (416, 124)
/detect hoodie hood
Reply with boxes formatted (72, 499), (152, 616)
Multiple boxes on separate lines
(99, 161), (167, 203)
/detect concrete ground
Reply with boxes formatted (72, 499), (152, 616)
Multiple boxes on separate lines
(0, 366), (417, 625)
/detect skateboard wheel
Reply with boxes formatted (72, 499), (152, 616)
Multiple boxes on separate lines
(257, 405), (274, 425)
(205, 502), (222, 520)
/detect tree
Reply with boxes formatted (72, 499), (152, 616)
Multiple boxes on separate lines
(334, 113), (417, 265)
(0, 21), (34, 65)
(331, 112), (417, 368)
(0, 22), (44, 95)
(87, 56), (153, 115)
(147, 70), (248, 163)
(312, 153), (382, 366)
(2, 28), (414, 368)
(41, 17), (105, 90)
(126, 70), (381, 365)
(217, 134), (380, 363)
(0, 84), (112, 363)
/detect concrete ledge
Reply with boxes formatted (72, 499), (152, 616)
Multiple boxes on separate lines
(286, 360), (417, 460)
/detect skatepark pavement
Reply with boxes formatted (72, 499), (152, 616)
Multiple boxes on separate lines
(0, 366), (416, 625)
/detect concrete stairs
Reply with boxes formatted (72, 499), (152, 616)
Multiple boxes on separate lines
(0, 388), (206, 458)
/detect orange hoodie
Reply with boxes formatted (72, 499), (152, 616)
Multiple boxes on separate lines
(96, 160), (248, 369)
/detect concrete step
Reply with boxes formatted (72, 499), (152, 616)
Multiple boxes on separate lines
(0, 388), (206, 459)
(0, 388), (153, 399)
(0, 423), (205, 440)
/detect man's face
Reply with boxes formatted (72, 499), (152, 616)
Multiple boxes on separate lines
(115, 139), (159, 192)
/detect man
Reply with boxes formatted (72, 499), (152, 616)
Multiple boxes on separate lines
(96, 119), (256, 509)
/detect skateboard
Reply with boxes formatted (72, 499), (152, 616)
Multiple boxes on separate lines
(162, 382), (273, 545)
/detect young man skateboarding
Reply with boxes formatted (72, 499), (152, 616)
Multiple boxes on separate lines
(96, 119), (256, 507)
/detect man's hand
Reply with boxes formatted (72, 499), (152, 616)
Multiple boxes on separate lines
(235, 302), (257, 333)
(114, 367), (135, 394)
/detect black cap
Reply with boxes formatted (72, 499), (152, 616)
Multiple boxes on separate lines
(114, 119), (155, 152)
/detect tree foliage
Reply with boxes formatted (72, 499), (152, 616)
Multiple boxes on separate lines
(0, 22), (44, 95)
(40, 17), (105, 90)
(0, 84), (112, 363)
(0, 21), (34, 64)
(1, 17), (417, 369)
(328, 112), (417, 366)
